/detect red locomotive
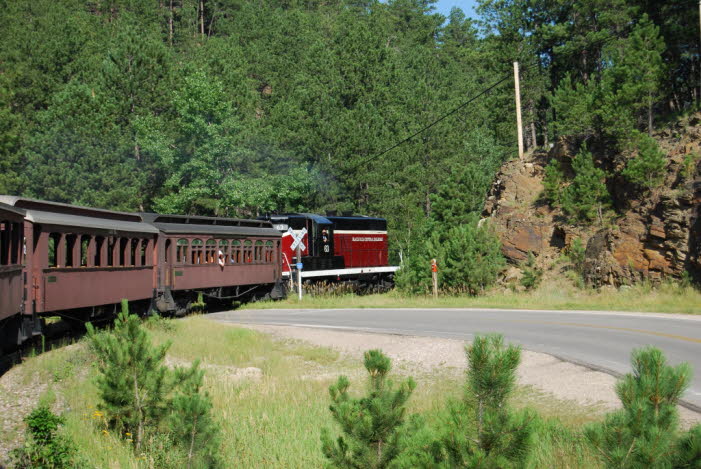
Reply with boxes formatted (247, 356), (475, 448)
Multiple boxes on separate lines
(260, 213), (398, 285)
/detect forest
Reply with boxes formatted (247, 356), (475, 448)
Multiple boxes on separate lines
(0, 0), (698, 277)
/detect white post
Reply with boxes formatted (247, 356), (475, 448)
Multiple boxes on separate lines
(296, 245), (303, 300)
(514, 61), (524, 160)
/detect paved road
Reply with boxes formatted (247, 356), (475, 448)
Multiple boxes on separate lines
(208, 308), (701, 408)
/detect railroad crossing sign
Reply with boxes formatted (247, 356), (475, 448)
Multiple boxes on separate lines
(288, 227), (307, 252)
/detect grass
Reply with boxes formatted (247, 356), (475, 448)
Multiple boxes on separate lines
(245, 278), (701, 314)
(4, 316), (609, 468)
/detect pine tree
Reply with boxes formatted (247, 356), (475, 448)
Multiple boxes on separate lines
(440, 219), (506, 296)
(542, 158), (565, 206)
(520, 252), (542, 291)
(561, 145), (610, 224)
(585, 347), (698, 468)
(439, 334), (535, 468)
(622, 133), (667, 190)
(168, 360), (222, 469)
(321, 349), (417, 468)
(86, 300), (170, 451)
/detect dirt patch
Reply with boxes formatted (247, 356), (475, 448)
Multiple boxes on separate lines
(240, 323), (701, 429)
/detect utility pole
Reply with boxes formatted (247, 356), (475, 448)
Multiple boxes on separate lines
(698, 1), (701, 105)
(514, 62), (524, 160)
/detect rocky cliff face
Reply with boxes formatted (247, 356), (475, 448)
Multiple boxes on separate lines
(483, 114), (701, 287)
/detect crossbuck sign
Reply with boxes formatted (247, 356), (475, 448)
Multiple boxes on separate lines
(288, 227), (307, 252)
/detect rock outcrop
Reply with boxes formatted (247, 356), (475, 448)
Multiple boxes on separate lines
(483, 113), (701, 287)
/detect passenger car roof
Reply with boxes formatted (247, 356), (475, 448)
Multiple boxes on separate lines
(0, 196), (158, 234)
(140, 213), (281, 237)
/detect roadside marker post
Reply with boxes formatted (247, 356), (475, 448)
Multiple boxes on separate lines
(289, 228), (307, 301)
(431, 259), (438, 299)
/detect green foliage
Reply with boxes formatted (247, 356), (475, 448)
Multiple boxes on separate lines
(86, 300), (170, 451)
(321, 349), (417, 468)
(542, 159), (565, 206)
(585, 347), (700, 468)
(10, 405), (76, 469)
(520, 253), (542, 291)
(561, 146), (610, 224)
(437, 334), (536, 468)
(168, 361), (222, 469)
(682, 152), (700, 182)
(622, 133), (667, 190)
(396, 216), (505, 296)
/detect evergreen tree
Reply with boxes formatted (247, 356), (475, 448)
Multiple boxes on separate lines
(542, 158), (565, 206)
(622, 133), (667, 190)
(439, 334), (535, 468)
(440, 218), (506, 296)
(86, 300), (170, 451)
(321, 349), (417, 468)
(585, 347), (700, 469)
(561, 146), (610, 224)
(520, 252), (542, 291)
(169, 360), (222, 469)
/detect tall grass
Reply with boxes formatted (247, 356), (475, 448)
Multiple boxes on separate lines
(5, 317), (605, 468)
(246, 278), (701, 314)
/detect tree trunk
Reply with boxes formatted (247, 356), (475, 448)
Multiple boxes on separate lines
(199, 0), (205, 38)
(169, 0), (174, 45)
(648, 92), (653, 136)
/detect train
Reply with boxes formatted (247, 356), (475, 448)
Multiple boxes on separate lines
(0, 196), (397, 355)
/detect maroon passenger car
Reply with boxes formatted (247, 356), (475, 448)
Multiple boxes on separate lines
(0, 196), (285, 354)
(142, 213), (283, 314)
(0, 202), (29, 352)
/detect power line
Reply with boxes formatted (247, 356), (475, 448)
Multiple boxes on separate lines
(343, 61), (540, 174)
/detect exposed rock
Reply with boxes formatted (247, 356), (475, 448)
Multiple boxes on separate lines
(484, 113), (701, 286)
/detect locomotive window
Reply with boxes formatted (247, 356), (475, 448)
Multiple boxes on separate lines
(191, 239), (203, 265)
(243, 240), (252, 263)
(206, 239), (217, 264)
(176, 239), (189, 264)
(231, 240), (241, 263)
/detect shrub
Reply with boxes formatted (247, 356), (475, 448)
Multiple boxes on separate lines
(586, 346), (701, 468)
(168, 360), (222, 469)
(622, 133), (667, 190)
(436, 334), (536, 468)
(321, 349), (417, 468)
(520, 252), (542, 291)
(10, 405), (76, 469)
(543, 158), (565, 205)
(561, 145), (610, 223)
(87, 300), (170, 451)
(396, 215), (505, 296)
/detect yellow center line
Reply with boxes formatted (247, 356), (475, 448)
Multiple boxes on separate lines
(503, 319), (701, 344)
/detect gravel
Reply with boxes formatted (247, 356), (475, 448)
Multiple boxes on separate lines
(240, 323), (701, 428)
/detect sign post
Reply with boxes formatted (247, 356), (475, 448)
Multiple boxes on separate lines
(289, 227), (307, 301)
(431, 259), (438, 299)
